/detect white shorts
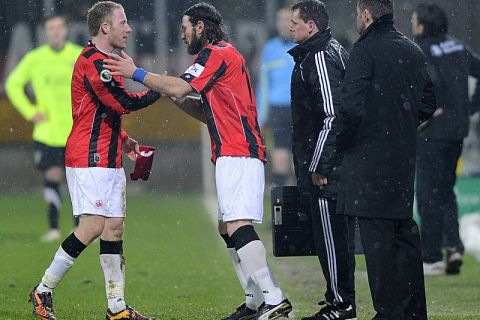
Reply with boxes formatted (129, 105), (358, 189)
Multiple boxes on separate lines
(65, 167), (126, 217)
(216, 156), (265, 223)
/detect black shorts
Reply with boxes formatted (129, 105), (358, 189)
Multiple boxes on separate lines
(269, 106), (292, 149)
(33, 142), (66, 171)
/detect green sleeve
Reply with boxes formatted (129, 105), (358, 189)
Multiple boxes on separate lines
(5, 52), (36, 121)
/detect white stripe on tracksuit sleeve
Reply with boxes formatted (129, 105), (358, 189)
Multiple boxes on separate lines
(309, 51), (335, 173)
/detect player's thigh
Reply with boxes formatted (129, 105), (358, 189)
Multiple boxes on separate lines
(215, 156), (265, 224)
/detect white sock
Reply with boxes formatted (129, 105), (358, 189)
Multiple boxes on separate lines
(236, 240), (283, 305)
(37, 247), (75, 293)
(100, 254), (126, 313)
(227, 247), (264, 309)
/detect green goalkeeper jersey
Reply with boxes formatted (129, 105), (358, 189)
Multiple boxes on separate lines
(6, 42), (82, 147)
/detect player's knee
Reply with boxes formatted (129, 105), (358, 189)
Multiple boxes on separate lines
(44, 166), (63, 182)
(77, 215), (105, 242)
(110, 226), (124, 240)
(44, 180), (61, 207)
(229, 224), (260, 251)
(226, 220), (253, 236)
(103, 219), (124, 241)
(218, 221), (227, 235)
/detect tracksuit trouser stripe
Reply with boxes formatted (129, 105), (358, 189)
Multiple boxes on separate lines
(318, 198), (343, 303)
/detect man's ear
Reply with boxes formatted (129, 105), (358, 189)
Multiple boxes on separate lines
(364, 9), (373, 23)
(418, 23), (425, 35)
(100, 22), (110, 35)
(308, 20), (315, 34)
(196, 20), (205, 35)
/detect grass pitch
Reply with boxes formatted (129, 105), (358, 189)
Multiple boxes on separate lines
(0, 194), (479, 319)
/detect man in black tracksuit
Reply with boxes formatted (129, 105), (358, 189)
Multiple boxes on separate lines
(412, 3), (480, 275)
(288, 1), (355, 319)
(337, 1), (436, 319)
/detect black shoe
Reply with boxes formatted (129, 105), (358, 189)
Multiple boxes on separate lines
(256, 299), (292, 320)
(301, 301), (356, 320)
(221, 303), (257, 320)
(446, 250), (463, 275)
(28, 285), (56, 320)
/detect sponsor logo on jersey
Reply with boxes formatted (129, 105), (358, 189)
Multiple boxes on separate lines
(100, 69), (112, 82)
(185, 63), (204, 77)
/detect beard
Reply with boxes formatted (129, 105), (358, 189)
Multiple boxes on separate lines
(357, 22), (366, 35)
(187, 31), (205, 55)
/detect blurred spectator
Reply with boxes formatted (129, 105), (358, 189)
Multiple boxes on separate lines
(5, 15), (82, 242)
(256, 7), (295, 186)
(412, 3), (480, 275)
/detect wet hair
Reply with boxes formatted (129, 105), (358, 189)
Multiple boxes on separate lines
(87, 1), (123, 36)
(291, 0), (329, 31)
(183, 2), (228, 44)
(414, 3), (448, 37)
(357, 0), (394, 19)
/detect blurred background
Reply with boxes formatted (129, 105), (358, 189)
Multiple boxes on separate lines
(0, 0), (480, 195)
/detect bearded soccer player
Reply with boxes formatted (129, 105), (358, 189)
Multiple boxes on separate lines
(29, 2), (160, 319)
(104, 3), (292, 319)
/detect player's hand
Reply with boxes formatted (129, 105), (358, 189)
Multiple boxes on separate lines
(31, 112), (47, 124)
(312, 172), (328, 186)
(103, 51), (136, 78)
(122, 137), (140, 161)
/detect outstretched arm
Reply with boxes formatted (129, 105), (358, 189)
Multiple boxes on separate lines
(103, 51), (193, 99)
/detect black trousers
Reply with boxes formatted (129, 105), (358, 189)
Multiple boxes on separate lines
(416, 138), (464, 263)
(358, 217), (427, 320)
(309, 190), (355, 308)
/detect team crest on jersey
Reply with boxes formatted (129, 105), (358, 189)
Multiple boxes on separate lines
(100, 69), (112, 82)
(94, 153), (101, 163)
(95, 200), (103, 208)
(185, 63), (204, 77)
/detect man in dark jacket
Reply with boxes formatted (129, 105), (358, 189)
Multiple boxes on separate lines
(288, 1), (355, 319)
(412, 3), (480, 276)
(337, 0), (436, 319)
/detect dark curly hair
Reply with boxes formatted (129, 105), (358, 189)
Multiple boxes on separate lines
(184, 2), (228, 44)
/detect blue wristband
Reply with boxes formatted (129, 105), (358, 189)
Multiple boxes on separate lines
(132, 68), (148, 84)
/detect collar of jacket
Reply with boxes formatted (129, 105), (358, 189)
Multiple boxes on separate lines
(358, 14), (395, 41)
(414, 34), (448, 46)
(288, 28), (332, 62)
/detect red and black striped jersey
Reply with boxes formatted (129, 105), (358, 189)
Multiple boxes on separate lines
(66, 42), (161, 168)
(180, 41), (266, 164)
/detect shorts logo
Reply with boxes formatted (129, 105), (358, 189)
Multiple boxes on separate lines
(100, 69), (112, 82)
(94, 153), (101, 163)
(95, 200), (103, 208)
(185, 63), (204, 77)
